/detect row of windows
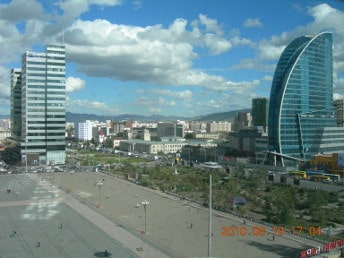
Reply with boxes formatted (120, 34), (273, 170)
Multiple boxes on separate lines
(47, 62), (65, 66)
(28, 90), (65, 94)
(28, 121), (65, 124)
(27, 115), (65, 119)
(28, 125), (65, 128)
(28, 103), (65, 107)
(27, 108), (65, 112)
(27, 61), (45, 66)
(46, 56), (65, 60)
(28, 85), (65, 89)
(28, 79), (64, 83)
(28, 97), (65, 101)
(26, 145), (65, 150)
(27, 133), (65, 137)
(27, 73), (65, 77)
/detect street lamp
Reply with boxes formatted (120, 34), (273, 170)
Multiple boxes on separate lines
(142, 200), (149, 234)
(25, 136), (28, 173)
(96, 180), (103, 208)
(200, 162), (221, 258)
(208, 171), (212, 258)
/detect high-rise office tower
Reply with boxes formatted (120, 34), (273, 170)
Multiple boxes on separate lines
(11, 45), (66, 165)
(251, 98), (269, 130)
(268, 32), (340, 166)
(11, 68), (22, 139)
(334, 99), (344, 127)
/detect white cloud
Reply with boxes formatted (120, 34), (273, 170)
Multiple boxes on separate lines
(66, 77), (86, 92)
(148, 107), (162, 114)
(147, 89), (193, 100)
(0, 66), (10, 98)
(66, 97), (119, 115)
(0, 0), (46, 22)
(243, 18), (263, 28)
(334, 75), (344, 90)
(64, 17), (233, 89)
(133, 0), (143, 10)
(333, 93), (344, 100)
(262, 75), (273, 82)
(197, 14), (224, 35)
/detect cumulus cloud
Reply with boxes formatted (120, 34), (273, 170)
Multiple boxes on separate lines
(243, 18), (263, 28)
(147, 89), (193, 100)
(0, 0), (46, 22)
(148, 107), (162, 114)
(66, 97), (119, 115)
(0, 66), (10, 98)
(63, 16), (234, 90)
(66, 76), (86, 92)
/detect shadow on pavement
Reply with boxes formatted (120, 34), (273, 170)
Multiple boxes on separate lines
(94, 251), (112, 257)
(242, 239), (312, 258)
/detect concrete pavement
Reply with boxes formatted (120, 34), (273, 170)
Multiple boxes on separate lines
(49, 171), (325, 258)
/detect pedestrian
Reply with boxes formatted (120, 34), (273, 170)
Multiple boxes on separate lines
(105, 249), (108, 257)
(190, 223), (193, 229)
(37, 242), (40, 247)
(272, 235), (275, 241)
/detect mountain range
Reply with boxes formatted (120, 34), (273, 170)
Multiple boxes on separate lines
(0, 109), (251, 124)
(66, 109), (251, 124)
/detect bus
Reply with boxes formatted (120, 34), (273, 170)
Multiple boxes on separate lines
(289, 170), (307, 179)
(323, 173), (340, 182)
(307, 171), (340, 182)
(310, 174), (331, 182)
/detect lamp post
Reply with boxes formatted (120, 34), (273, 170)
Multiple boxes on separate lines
(96, 180), (103, 208)
(208, 171), (212, 258)
(25, 135), (28, 173)
(142, 200), (149, 234)
(200, 162), (221, 258)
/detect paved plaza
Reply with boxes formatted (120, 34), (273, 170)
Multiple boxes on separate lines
(0, 172), (325, 258)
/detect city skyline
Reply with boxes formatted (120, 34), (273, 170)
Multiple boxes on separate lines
(0, 0), (344, 117)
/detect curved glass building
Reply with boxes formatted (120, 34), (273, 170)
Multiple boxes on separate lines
(268, 32), (337, 166)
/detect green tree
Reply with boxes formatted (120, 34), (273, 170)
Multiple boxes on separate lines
(184, 133), (194, 139)
(311, 209), (327, 225)
(3, 146), (21, 166)
(308, 189), (326, 212)
(263, 196), (274, 222)
(102, 137), (113, 148)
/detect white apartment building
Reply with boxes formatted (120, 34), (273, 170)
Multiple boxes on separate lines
(206, 121), (231, 133)
(76, 120), (93, 141)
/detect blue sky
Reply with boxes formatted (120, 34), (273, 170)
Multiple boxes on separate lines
(0, 0), (344, 118)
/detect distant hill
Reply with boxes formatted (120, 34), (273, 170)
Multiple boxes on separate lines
(66, 112), (189, 124)
(0, 110), (252, 124)
(66, 109), (251, 124)
(191, 109), (251, 122)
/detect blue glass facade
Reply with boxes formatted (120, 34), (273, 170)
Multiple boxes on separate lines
(268, 32), (336, 166)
